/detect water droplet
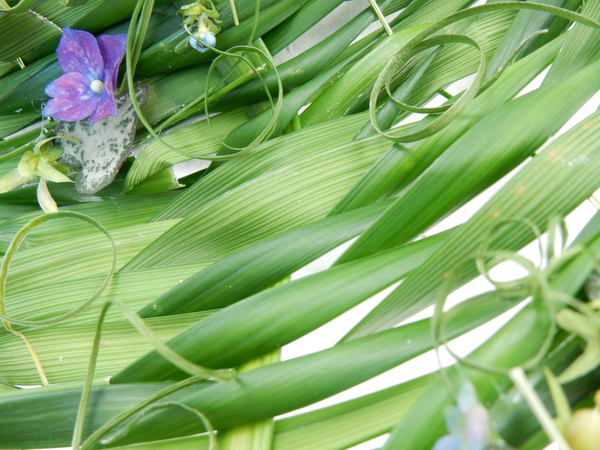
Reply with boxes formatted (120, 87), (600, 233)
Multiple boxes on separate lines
(14, 108), (22, 113)
(152, 304), (157, 309)
(59, 357), (63, 362)
(179, 280), (183, 283)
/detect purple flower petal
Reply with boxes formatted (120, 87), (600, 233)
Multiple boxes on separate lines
(88, 88), (118, 125)
(98, 33), (127, 90)
(43, 72), (99, 122)
(57, 26), (104, 81)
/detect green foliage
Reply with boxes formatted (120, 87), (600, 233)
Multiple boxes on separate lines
(1, 1), (600, 450)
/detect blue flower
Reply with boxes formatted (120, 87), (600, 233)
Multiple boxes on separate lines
(432, 384), (490, 450)
(188, 32), (216, 53)
(42, 26), (127, 125)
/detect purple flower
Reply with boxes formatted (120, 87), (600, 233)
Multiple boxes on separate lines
(43, 26), (127, 125)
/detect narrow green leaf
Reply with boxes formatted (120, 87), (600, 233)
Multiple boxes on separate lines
(138, 200), (392, 318)
(345, 99), (600, 340)
(113, 230), (450, 383)
(0, 292), (519, 448)
(544, 0), (600, 83)
(153, 112), (371, 221)
(337, 57), (600, 267)
(333, 31), (566, 214)
(124, 109), (248, 191)
(0, 312), (212, 385)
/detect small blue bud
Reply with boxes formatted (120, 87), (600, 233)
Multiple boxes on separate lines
(202, 33), (216, 48)
(188, 36), (198, 50)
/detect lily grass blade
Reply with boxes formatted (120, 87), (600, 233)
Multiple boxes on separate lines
(105, 372), (435, 450)
(333, 31), (565, 214)
(138, 200), (392, 319)
(0, 381), (212, 449)
(487, 0), (568, 74)
(135, 0), (312, 77)
(0, 191), (179, 252)
(344, 81), (600, 341)
(122, 132), (391, 270)
(2, 220), (176, 295)
(106, 294), (520, 446)
(0, 292), (519, 448)
(381, 219), (600, 450)
(544, 0), (600, 83)
(272, 373), (436, 450)
(124, 109), (248, 191)
(0, 311), (212, 385)
(299, 23), (429, 128)
(153, 112), (373, 221)
(213, 0), (409, 109)
(262, 0), (348, 55)
(209, 56), (358, 162)
(1, 262), (209, 339)
(337, 57), (600, 266)
(112, 230), (450, 383)
(301, 0), (505, 128)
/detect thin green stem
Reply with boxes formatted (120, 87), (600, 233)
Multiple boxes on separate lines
(78, 375), (211, 450)
(368, 0), (393, 36)
(229, 0), (239, 25)
(509, 367), (573, 450)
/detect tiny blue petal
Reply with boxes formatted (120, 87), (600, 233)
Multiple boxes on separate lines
(202, 33), (216, 48)
(188, 36), (198, 50)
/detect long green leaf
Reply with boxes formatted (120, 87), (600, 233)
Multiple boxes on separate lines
(337, 57), (600, 266)
(0, 292), (517, 448)
(344, 83), (600, 340)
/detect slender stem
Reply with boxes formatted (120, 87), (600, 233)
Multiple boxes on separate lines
(229, 0), (239, 25)
(368, 0), (393, 36)
(509, 367), (573, 450)
(72, 301), (111, 450)
(157, 66), (263, 132)
(79, 376), (209, 450)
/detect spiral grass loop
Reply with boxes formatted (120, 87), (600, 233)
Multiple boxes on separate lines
(0, 211), (117, 386)
(71, 298), (233, 450)
(127, 0), (283, 162)
(370, 2), (600, 143)
(431, 216), (600, 395)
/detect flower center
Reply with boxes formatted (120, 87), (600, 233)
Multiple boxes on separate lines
(90, 80), (104, 94)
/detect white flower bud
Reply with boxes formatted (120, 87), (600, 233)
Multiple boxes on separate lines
(90, 79), (104, 94)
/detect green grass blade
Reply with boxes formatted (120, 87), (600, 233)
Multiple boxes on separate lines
(337, 57), (600, 267)
(153, 112), (372, 221)
(124, 109), (248, 191)
(0, 312), (212, 385)
(544, 0), (600, 83)
(113, 230), (450, 382)
(332, 31), (565, 215)
(344, 79), (600, 341)
(0, 291), (517, 448)
(139, 200), (392, 319)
